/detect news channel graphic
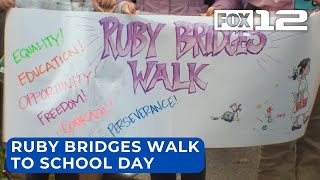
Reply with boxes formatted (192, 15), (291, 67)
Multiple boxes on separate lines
(6, 138), (205, 173)
(214, 10), (308, 31)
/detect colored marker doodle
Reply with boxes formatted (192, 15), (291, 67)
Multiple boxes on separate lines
(256, 101), (275, 124)
(61, 99), (113, 134)
(18, 71), (92, 110)
(13, 28), (64, 64)
(277, 113), (286, 118)
(256, 104), (262, 109)
(210, 103), (242, 123)
(37, 89), (87, 125)
(17, 40), (84, 86)
(262, 125), (268, 131)
(107, 95), (178, 137)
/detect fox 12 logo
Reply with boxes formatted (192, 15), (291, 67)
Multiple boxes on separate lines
(214, 10), (308, 31)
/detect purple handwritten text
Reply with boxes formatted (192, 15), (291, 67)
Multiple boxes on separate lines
(37, 89), (87, 125)
(100, 17), (165, 60)
(127, 61), (208, 94)
(175, 21), (267, 60)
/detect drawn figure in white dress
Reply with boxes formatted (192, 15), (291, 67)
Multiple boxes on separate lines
(290, 58), (311, 131)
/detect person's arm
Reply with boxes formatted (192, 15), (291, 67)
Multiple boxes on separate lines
(246, 0), (294, 10)
(92, 0), (117, 12)
(0, 0), (15, 11)
(92, 0), (136, 14)
(201, 0), (241, 16)
(115, 0), (136, 14)
(212, 0), (242, 10)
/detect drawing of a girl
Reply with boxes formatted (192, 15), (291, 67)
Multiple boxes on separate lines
(290, 58), (311, 131)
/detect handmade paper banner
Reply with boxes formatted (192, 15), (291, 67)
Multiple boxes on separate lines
(4, 8), (320, 147)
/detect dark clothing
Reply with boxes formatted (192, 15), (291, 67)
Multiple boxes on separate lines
(151, 168), (206, 180)
(25, 173), (78, 180)
(151, 155), (206, 180)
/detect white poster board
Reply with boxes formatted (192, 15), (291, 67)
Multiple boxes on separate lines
(4, 8), (320, 147)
